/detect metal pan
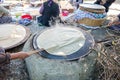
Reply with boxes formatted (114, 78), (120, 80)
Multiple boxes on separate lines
(32, 27), (94, 60)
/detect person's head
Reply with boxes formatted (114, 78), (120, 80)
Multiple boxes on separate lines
(47, 0), (53, 7)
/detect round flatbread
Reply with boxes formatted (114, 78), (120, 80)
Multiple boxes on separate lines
(0, 24), (28, 49)
(80, 3), (105, 10)
(36, 27), (86, 56)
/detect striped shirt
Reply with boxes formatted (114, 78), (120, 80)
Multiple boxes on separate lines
(0, 47), (10, 66)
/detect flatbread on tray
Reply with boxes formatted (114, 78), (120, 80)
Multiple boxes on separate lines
(36, 27), (86, 56)
(0, 24), (27, 49)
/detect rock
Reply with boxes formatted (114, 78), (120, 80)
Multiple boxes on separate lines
(23, 34), (97, 80)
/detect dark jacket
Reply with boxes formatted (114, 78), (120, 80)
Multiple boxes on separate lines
(40, 1), (60, 27)
(94, 0), (116, 12)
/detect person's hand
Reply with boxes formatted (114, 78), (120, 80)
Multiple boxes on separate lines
(108, 16), (119, 26)
(108, 21), (120, 26)
(10, 52), (29, 60)
(108, 21), (114, 26)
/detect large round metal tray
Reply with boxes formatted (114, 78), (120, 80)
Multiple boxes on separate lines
(33, 27), (94, 60)
(0, 24), (31, 50)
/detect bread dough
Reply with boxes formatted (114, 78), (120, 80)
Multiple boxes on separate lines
(36, 27), (85, 56)
(0, 24), (26, 49)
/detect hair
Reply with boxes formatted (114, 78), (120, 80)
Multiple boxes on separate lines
(48, 0), (53, 7)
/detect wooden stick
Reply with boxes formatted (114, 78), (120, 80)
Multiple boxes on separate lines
(28, 48), (44, 56)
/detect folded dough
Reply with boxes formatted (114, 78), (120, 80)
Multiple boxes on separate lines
(36, 27), (86, 56)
